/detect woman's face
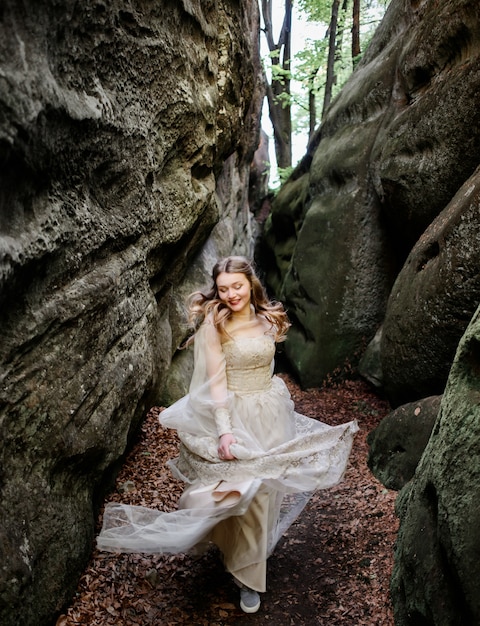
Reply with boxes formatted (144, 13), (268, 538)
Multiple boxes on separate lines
(216, 271), (252, 316)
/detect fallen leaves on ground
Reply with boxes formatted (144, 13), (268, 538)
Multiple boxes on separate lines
(60, 376), (398, 625)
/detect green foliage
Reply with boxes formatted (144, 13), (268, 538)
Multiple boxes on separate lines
(271, 61), (292, 86)
(297, 0), (334, 23)
(290, 0), (390, 135)
(261, 0), (391, 188)
(275, 90), (294, 109)
(269, 165), (295, 192)
(277, 166), (295, 185)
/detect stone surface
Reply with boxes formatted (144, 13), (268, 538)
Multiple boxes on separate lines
(367, 395), (440, 491)
(249, 129), (270, 217)
(262, 0), (480, 392)
(3, 0), (480, 624)
(391, 305), (480, 625)
(358, 325), (383, 389)
(381, 164), (480, 406)
(0, 1), (262, 625)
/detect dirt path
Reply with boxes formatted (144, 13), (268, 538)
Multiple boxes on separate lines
(58, 377), (398, 626)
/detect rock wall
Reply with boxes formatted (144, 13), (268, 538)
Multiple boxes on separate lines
(390, 305), (480, 625)
(263, 0), (480, 395)
(261, 5), (480, 619)
(0, 1), (263, 625)
(381, 165), (480, 406)
(367, 395), (440, 491)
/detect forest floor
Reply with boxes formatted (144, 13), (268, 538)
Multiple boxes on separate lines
(58, 375), (398, 626)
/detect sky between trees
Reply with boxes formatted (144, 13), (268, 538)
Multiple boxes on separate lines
(259, 0), (390, 188)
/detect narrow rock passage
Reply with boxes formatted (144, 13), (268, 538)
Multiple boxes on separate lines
(59, 377), (397, 626)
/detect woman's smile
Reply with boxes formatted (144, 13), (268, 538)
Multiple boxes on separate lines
(216, 271), (252, 317)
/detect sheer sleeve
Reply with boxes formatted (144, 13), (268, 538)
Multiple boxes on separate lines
(159, 321), (233, 438)
(191, 321), (232, 436)
(190, 321), (227, 406)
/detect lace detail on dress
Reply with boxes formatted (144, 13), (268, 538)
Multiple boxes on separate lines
(97, 326), (359, 590)
(222, 336), (275, 370)
(222, 336), (274, 394)
(226, 366), (272, 393)
(173, 415), (358, 493)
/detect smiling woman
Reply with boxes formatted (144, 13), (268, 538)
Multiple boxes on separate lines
(216, 272), (252, 317)
(97, 255), (358, 614)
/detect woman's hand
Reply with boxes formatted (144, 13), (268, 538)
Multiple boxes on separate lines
(218, 433), (236, 460)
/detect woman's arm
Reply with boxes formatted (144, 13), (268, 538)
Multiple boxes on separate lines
(201, 322), (236, 460)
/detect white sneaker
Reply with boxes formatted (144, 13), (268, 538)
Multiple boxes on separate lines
(239, 586), (261, 613)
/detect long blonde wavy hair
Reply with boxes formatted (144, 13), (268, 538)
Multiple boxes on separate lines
(186, 256), (290, 343)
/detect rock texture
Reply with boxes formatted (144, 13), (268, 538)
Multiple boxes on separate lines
(391, 305), (480, 625)
(381, 165), (480, 406)
(0, 1), (262, 625)
(263, 0), (480, 395)
(367, 395), (440, 491)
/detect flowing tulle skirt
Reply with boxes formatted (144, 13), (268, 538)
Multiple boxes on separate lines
(97, 376), (358, 591)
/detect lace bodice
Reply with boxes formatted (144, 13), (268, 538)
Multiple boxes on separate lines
(222, 336), (275, 393)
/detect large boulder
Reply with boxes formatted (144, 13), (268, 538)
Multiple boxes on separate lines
(263, 0), (480, 391)
(391, 304), (480, 625)
(381, 165), (480, 406)
(367, 395), (440, 491)
(0, 1), (263, 625)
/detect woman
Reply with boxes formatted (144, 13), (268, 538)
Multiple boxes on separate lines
(97, 256), (358, 614)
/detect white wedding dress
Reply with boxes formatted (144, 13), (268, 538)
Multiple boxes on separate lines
(97, 321), (358, 591)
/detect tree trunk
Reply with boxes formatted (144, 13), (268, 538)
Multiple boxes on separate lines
(352, 0), (361, 65)
(322, 0), (339, 119)
(337, 0), (350, 56)
(261, 0), (293, 169)
(308, 71), (317, 140)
